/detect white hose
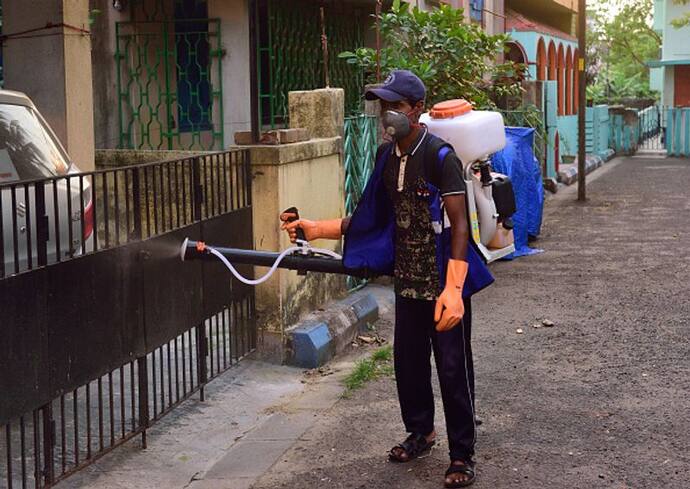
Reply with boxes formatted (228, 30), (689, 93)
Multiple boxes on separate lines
(207, 244), (342, 286)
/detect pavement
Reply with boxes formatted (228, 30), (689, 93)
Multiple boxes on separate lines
(59, 155), (690, 489)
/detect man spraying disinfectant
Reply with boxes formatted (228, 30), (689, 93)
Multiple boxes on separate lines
(280, 70), (494, 488)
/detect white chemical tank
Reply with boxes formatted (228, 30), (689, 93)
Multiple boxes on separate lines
(419, 99), (506, 164)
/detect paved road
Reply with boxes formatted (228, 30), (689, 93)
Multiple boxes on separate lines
(252, 157), (690, 489)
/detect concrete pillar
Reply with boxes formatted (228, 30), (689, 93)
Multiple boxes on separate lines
(248, 139), (347, 362)
(246, 88), (347, 363)
(90, 0), (129, 150)
(209, 0), (252, 146)
(289, 88), (345, 140)
(3, 0), (95, 171)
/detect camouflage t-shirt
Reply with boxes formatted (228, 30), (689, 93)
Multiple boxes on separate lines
(381, 129), (466, 300)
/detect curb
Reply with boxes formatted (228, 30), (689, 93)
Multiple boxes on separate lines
(286, 288), (380, 369)
(557, 153), (609, 185)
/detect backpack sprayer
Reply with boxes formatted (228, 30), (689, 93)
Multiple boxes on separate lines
(179, 207), (372, 281)
(420, 99), (516, 263)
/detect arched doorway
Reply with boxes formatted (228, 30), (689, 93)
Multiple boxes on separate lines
(573, 49), (580, 114)
(555, 131), (560, 174)
(548, 41), (557, 81)
(536, 37), (547, 81)
(506, 41), (527, 64)
(566, 46), (573, 115)
(557, 44), (565, 116)
(506, 41), (527, 82)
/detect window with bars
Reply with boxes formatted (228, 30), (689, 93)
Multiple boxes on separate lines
(254, 0), (366, 128)
(175, 0), (212, 132)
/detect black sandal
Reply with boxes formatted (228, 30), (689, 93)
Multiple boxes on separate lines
(444, 459), (476, 488)
(388, 433), (435, 463)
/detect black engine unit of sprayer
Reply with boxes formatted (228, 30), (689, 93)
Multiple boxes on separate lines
(478, 162), (517, 220)
(491, 175), (516, 219)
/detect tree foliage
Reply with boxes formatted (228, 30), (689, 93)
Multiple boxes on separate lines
(338, 0), (524, 109)
(587, 0), (660, 103)
(671, 0), (690, 28)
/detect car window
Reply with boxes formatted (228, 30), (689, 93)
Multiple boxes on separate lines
(0, 104), (70, 183)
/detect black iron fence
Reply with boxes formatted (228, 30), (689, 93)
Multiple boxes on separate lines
(636, 105), (666, 151)
(0, 150), (256, 488)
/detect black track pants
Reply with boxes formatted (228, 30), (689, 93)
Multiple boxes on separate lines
(393, 294), (476, 461)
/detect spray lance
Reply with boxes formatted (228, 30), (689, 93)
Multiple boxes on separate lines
(179, 207), (373, 283)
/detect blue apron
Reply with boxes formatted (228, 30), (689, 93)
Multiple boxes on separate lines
(343, 138), (494, 299)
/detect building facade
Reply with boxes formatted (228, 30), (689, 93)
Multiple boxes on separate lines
(503, 0), (579, 177)
(1, 0), (510, 159)
(649, 0), (690, 107)
(408, 0), (506, 36)
(89, 0), (379, 151)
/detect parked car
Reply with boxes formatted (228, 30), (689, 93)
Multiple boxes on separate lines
(0, 89), (93, 277)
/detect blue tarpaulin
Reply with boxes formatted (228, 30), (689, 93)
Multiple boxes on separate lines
(491, 127), (544, 259)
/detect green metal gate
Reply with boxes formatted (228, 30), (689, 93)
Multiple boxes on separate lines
(255, 0), (367, 128)
(115, 18), (224, 150)
(344, 114), (378, 215)
(343, 114), (379, 289)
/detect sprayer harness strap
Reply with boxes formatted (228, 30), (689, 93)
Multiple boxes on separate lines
(422, 134), (454, 191)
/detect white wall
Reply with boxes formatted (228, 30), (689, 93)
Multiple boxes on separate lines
(484, 0), (506, 36)
(4, 0), (95, 170)
(653, 0), (666, 32)
(208, 0), (252, 146)
(407, 0), (470, 21)
(662, 0), (690, 61)
(650, 66), (664, 93)
(663, 66), (675, 106)
(90, 0), (130, 149)
(406, 0), (505, 33)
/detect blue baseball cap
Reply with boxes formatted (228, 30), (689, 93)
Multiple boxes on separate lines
(365, 70), (426, 104)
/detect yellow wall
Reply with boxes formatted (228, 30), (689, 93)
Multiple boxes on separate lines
(248, 138), (347, 360)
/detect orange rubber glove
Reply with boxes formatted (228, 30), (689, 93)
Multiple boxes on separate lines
(279, 212), (343, 242)
(434, 259), (468, 332)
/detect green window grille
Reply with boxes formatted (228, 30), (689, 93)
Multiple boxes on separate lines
(115, 0), (224, 150)
(343, 114), (379, 289)
(255, 0), (367, 128)
(175, 0), (213, 133)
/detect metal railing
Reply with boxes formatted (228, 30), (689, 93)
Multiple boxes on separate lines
(1, 150), (255, 488)
(636, 105), (665, 151)
(666, 107), (690, 157)
(1, 152), (250, 278)
(611, 105), (690, 156)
